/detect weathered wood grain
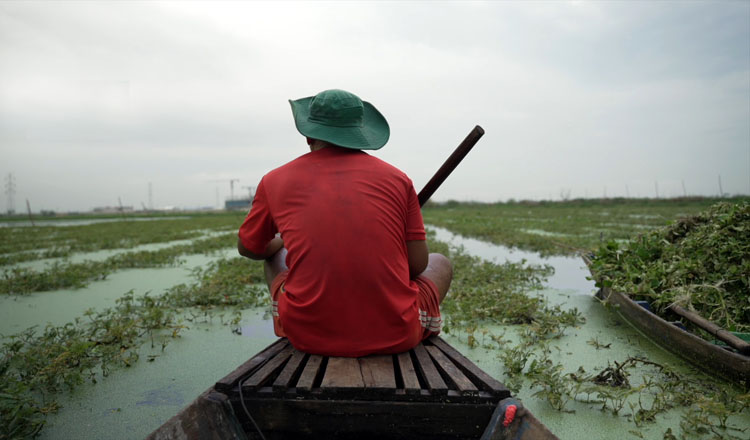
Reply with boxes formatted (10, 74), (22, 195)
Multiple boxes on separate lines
(359, 355), (396, 389)
(296, 355), (323, 392)
(242, 345), (294, 391)
(272, 348), (307, 391)
(397, 351), (421, 393)
(426, 345), (477, 394)
(321, 357), (364, 389)
(146, 391), (247, 440)
(215, 338), (289, 392)
(429, 337), (509, 395)
(412, 342), (447, 394)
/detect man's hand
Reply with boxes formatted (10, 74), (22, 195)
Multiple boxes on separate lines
(238, 236), (284, 260)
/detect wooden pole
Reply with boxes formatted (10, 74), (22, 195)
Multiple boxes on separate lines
(417, 126), (485, 207)
(25, 199), (35, 227)
(118, 197), (126, 220)
(669, 304), (750, 355)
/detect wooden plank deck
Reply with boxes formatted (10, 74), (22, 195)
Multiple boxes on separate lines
(212, 336), (511, 439)
(149, 336), (558, 440)
(216, 336), (510, 403)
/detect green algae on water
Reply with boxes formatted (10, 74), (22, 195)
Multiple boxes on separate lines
(1, 233), (237, 295)
(1, 254), (267, 439)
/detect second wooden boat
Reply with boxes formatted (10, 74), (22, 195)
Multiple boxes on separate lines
(585, 257), (750, 385)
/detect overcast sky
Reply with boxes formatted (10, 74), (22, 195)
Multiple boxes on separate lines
(1, 1), (748, 212)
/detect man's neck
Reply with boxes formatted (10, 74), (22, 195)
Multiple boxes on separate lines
(309, 143), (327, 152)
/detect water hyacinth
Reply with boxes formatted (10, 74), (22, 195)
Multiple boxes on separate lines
(1, 233), (237, 295)
(590, 202), (750, 334)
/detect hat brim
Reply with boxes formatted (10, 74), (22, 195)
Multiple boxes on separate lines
(289, 97), (390, 150)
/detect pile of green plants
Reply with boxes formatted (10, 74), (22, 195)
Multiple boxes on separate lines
(589, 202), (749, 333)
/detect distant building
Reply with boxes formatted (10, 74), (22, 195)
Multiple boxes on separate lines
(225, 198), (253, 211)
(93, 206), (134, 214)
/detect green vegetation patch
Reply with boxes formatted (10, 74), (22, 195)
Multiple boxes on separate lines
(510, 349), (749, 439)
(1, 256), (266, 440)
(0, 212), (245, 265)
(590, 202), (750, 333)
(1, 292), (183, 439)
(1, 233), (236, 295)
(429, 238), (583, 342)
(423, 197), (742, 256)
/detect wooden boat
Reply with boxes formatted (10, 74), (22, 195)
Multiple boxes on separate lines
(584, 256), (750, 385)
(147, 336), (558, 439)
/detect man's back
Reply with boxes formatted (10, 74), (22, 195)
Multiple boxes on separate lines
(238, 89), (451, 358)
(240, 146), (427, 356)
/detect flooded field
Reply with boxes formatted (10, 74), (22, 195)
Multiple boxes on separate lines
(0, 216), (191, 228)
(2, 200), (747, 440)
(431, 227), (749, 439)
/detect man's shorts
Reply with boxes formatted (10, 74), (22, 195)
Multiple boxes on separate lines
(269, 271), (442, 341)
(414, 275), (443, 339)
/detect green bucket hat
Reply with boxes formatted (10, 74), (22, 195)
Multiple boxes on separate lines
(289, 89), (390, 150)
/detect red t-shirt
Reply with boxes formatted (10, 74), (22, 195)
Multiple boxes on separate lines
(238, 147), (426, 357)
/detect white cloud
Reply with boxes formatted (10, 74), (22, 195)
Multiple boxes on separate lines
(0, 1), (748, 211)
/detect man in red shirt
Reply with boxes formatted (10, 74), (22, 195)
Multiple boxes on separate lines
(238, 89), (452, 357)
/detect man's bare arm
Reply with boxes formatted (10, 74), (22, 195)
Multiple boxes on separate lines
(238, 237), (284, 260)
(406, 240), (429, 279)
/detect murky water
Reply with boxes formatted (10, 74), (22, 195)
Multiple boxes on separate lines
(0, 250), (236, 336)
(6, 230), (229, 271)
(430, 225), (594, 293)
(3, 226), (748, 439)
(0, 246), (274, 440)
(38, 311), (277, 440)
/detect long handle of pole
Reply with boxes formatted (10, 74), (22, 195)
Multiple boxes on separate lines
(669, 304), (750, 355)
(418, 125), (485, 207)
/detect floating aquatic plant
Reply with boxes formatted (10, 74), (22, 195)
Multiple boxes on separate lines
(423, 197), (740, 257)
(0, 213), (244, 265)
(1, 233), (237, 295)
(590, 201), (750, 334)
(0, 254), (267, 439)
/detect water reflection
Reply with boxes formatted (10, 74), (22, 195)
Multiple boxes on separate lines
(427, 225), (595, 293)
